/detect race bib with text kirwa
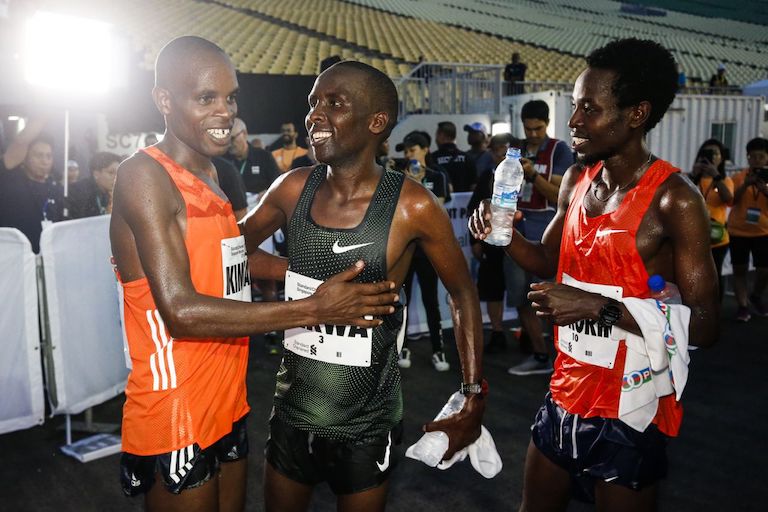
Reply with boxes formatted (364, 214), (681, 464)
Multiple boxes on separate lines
(283, 270), (373, 367)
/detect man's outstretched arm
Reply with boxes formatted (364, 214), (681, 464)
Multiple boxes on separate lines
(111, 157), (397, 339)
(469, 163), (583, 278)
(405, 184), (484, 459)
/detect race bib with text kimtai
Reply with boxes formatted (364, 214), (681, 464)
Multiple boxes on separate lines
(283, 270), (373, 367)
(558, 273), (623, 369)
(221, 236), (252, 302)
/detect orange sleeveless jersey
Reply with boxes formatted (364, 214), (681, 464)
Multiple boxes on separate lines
(553, 159), (683, 437)
(119, 147), (249, 455)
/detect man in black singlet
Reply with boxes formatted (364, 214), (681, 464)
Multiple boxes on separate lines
(243, 61), (486, 512)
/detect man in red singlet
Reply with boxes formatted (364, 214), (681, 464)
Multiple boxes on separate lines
(110, 36), (398, 512)
(470, 38), (719, 511)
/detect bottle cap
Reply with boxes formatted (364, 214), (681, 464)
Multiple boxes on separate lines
(647, 274), (665, 293)
(408, 159), (419, 168)
(506, 147), (521, 159)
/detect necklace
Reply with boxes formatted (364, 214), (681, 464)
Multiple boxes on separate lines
(592, 153), (653, 202)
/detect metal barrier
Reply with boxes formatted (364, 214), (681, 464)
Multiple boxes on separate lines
(398, 62), (505, 117)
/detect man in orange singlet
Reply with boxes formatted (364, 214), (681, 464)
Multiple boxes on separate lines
(110, 36), (398, 512)
(470, 38), (719, 511)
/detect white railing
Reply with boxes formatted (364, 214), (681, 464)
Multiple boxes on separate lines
(397, 62), (504, 117)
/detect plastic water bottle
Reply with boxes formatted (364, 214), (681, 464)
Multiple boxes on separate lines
(407, 159), (421, 176)
(408, 391), (466, 467)
(648, 275), (681, 304)
(486, 148), (524, 246)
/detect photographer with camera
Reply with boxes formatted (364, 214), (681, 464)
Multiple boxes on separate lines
(689, 139), (733, 302)
(728, 137), (768, 321)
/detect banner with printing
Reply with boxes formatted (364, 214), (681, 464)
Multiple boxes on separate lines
(406, 192), (518, 335)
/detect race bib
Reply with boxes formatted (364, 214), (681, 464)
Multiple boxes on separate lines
(284, 270), (373, 366)
(221, 236), (251, 302)
(558, 273), (623, 369)
(746, 207), (761, 225)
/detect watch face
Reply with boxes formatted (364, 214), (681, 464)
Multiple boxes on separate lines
(599, 303), (622, 326)
(461, 383), (482, 394)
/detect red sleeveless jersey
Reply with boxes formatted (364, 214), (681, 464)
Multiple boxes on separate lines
(119, 147), (250, 455)
(552, 158), (683, 437)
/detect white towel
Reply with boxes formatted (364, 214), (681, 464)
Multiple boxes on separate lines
(610, 298), (691, 432)
(434, 426), (503, 479)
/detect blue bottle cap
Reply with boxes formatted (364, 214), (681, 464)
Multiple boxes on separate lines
(647, 274), (666, 293)
(506, 147), (521, 159)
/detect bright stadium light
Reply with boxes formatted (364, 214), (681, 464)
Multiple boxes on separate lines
(23, 11), (113, 94)
(491, 122), (511, 135)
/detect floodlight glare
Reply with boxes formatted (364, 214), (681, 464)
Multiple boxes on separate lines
(23, 11), (113, 94)
(491, 122), (511, 136)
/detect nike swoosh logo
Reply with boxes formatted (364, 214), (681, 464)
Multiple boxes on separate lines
(376, 433), (392, 472)
(332, 240), (374, 254)
(595, 228), (628, 238)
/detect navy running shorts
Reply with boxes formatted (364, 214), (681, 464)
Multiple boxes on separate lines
(265, 414), (402, 495)
(120, 414), (249, 496)
(531, 393), (668, 502)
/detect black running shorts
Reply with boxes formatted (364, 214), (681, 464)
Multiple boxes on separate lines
(531, 393), (667, 502)
(265, 414), (402, 495)
(120, 414), (249, 496)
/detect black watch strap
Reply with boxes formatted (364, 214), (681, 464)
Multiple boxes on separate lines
(598, 298), (622, 327)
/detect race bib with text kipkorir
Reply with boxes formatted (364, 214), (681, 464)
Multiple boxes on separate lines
(558, 273), (623, 369)
(283, 270), (373, 367)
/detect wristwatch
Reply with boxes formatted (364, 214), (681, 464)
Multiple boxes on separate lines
(597, 298), (622, 327)
(460, 379), (489, 397)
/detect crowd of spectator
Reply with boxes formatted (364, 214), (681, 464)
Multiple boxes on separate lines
(2, 98), (766, 357)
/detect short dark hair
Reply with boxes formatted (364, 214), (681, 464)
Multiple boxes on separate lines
(437, 121), (456, 140)
(696, 138), (727, 176)
(395, 131), (431, 152)
(90, 152), (122, 174)
(328, 61), (398, 139)
(586, 38), (677, 133)
(155, 36), (228, 91)
(746, 137), (768, 154)
(521, 100), (549, 122)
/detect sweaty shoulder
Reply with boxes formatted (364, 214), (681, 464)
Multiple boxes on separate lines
(656, 170), (702, 216)
(114, 151), (176, 207)
(262, 164), (317, 216)
(115, 151), (172, 193)
(270, 165), (314, 194)
(557, 163), (587, 207)
(398, 174), (443, 215)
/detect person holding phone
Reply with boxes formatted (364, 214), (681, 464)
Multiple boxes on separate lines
(689, 139), (733, 302)
(727, 137), (768, 321)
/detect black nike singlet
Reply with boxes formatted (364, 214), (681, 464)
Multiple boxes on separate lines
(273, 165), (406, 442)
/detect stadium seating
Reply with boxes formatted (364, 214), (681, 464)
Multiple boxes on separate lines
(41, 0), (766, 86)
(347, 0), (767, 85)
